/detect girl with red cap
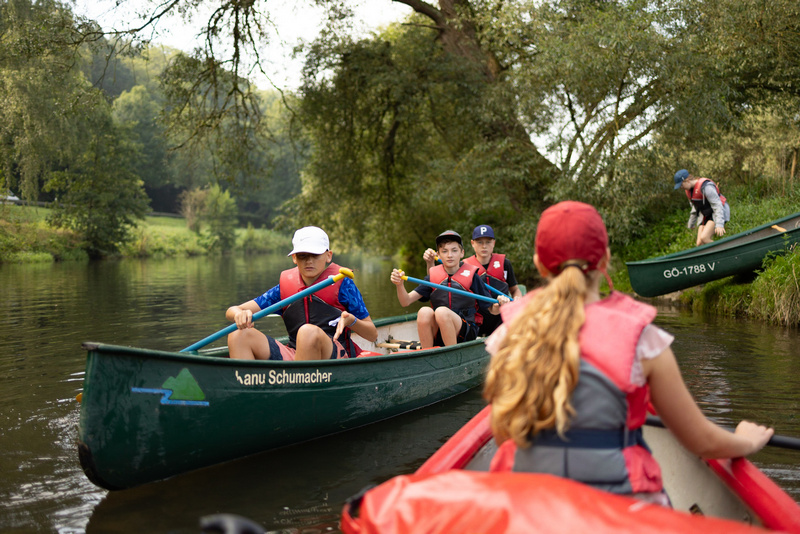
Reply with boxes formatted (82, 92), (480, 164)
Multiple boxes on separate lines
(482, 201), (772, 504)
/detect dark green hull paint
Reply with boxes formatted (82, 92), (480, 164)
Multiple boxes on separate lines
(626, 212), (800, 298)
(77, 314), (489, 490)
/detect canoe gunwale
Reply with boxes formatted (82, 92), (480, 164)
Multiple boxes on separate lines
(81, 313), (486, 366)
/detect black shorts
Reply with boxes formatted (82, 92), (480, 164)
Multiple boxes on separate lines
(433, 317), (478, 347)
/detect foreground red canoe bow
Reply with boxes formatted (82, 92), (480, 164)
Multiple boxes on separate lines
(342, 406), (800, 534)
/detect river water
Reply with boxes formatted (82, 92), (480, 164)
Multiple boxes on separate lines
(0, 254), (798, 533)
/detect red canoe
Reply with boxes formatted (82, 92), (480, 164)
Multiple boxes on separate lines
(342, 405), (800, 534)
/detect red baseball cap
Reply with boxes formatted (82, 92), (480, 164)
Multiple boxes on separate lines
(535, 201), (608, 274)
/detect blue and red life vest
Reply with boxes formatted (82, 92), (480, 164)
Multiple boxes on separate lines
(490, 291), (663, 495)
(279, 262), (361, 357)
(428, 263), (480, 323)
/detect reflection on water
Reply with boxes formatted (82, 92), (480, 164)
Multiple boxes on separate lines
(0, 257), (797, 532)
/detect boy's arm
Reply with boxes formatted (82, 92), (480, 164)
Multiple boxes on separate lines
(391, 269), (423, 307)
(226, 300), (261, 329)
(471, 275), (506, 315)
(687, 204), (698, 229)
(226, 285), (280, 328)
(335, 312), (378, 342)
(703, 183), (726, 231)
(423, 248), (437, 275)
(335, 279), (379, 342)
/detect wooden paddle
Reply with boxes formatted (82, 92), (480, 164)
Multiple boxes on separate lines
(646, 415), (800, 451)
(180, 267), (355, 353)
(399, 273), (500, 305)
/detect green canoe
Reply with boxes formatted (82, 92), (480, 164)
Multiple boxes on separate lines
(626, 211), (800, 298)
(77, 314), (490, 490)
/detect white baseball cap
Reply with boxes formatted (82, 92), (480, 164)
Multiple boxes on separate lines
(287, 226), (330, 256)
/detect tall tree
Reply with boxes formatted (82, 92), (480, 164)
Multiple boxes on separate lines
(46, 101), (150, 257)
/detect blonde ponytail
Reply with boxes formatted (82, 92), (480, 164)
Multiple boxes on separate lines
(483, 265), (591, 448)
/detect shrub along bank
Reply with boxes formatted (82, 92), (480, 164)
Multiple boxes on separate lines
(611, 183), (800, 326)
(0, 205), (290, 263)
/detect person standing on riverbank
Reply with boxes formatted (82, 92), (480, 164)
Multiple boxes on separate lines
(483, 200), (772, 505)
(673, 169), (730, 246)
(226, 226), (377, 360)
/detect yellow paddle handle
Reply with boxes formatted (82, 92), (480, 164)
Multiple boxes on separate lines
(334, 267), (355, 281)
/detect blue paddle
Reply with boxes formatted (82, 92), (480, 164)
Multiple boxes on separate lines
(181, 267), (355, 353)
(483, 281), (512, 300)
(399, 273), (499, 305)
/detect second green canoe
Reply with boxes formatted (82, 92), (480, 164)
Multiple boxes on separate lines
(626, 211), (800, 298)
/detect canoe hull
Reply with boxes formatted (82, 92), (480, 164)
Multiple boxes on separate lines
(78, 315), (489, 490)
(342, 406), (800, 533)
(626, 212), (800, 297)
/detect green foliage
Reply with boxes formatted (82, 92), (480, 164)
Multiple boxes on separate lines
(293, 16), (546, 282)
(112, 85), (171, 190)
(238, 223), (292, 255)
(120, 226), (205, 258)
(179, 188), (208, 233)
(202, 184), (238, 251)
(677, 245), (800, 326)
(749, 246), (800, 326)
(178, 184), (238, 251)
(3, 204), (290, 260)
(0, 0), (91, 201)
(0, 207), (87, 263)
(45, 104), (150, 258)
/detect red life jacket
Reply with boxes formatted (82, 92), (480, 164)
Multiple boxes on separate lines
(491, 291), (663, 495)
(279, 262), (360, 357)
(428, 263), (480, 323)
(464, 254), (509, 294)
(686, 177), (727, 205)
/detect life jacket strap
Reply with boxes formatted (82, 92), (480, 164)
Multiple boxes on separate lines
(533, 427), (644, 449)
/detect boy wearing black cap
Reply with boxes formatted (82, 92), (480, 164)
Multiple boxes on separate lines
(391, 230), (503, 348)
(465, 224), (522, 336)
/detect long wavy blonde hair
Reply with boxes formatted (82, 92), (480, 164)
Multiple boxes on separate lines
(483, 263), (593, 448)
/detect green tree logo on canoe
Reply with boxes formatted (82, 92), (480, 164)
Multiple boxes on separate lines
(162, 368), (206, 401)
(131, 368), (209, 406)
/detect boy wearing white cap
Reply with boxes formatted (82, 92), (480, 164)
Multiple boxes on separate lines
(226, 226), (377, 360)
(465, 224), (522, 336)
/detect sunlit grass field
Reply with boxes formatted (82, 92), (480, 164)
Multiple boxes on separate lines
(0, 205), (290, 263)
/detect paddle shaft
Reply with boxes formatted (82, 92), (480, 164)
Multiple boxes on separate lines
(484, 281), (512, 300)
(402, 274), (499, 304)
(646, 415), (800, 451)
(181, 269), (354, 353)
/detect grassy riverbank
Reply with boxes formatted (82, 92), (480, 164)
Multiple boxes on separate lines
(611, 183), (800, 326)
(0, 204), (291, 263)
